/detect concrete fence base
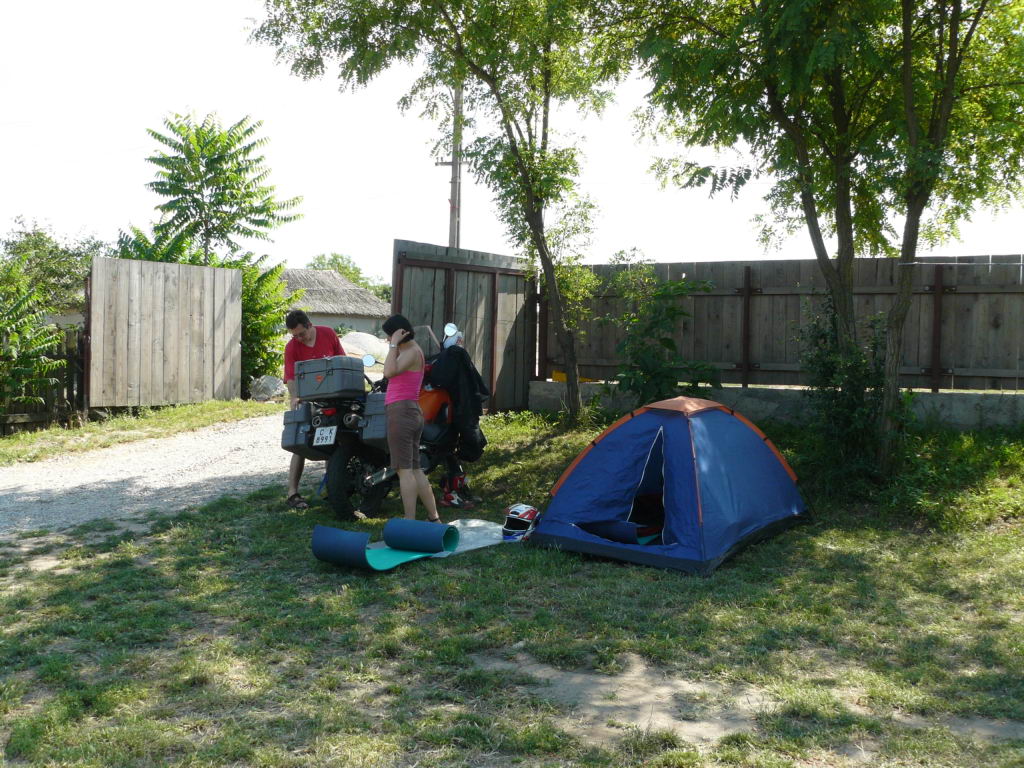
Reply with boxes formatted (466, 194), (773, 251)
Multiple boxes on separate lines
(529, 381), (1024, 431)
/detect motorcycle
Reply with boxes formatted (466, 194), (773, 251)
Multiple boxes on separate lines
(281, 324), (462, 519)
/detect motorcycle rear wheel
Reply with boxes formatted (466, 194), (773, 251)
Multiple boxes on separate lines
(326, 437), (394, 520)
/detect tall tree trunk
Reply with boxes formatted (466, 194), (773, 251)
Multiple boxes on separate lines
(524, 208), (582, 419)
(765, 82), (857, 347)
(879, 312), (907, 473)
(478, 72), (584, 421)
(827, 69), (858, 348)
(820, 215), (858, 349)
(879, 196), (927, 471)
(799, 180), (857, 349)
(880, 0), (981, 471)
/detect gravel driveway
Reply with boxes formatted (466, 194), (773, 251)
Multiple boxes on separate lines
(0, 414), (309, 536)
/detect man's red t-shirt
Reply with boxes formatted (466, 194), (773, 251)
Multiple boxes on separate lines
(284, 326), (345, 382)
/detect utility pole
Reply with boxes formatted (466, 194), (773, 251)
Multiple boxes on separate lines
(436, 83), (463, 249)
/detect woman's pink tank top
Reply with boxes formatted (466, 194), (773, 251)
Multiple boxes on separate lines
(385, 345), (424, 405)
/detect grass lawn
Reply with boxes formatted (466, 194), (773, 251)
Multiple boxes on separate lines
(0, 400), (286, 466)
(1, 411), (1022, 766)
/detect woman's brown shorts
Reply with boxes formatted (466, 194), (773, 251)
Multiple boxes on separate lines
(386, 399), (424, 470)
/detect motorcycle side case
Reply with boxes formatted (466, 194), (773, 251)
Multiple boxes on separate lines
(361, 392), (388, 452)
(295, 355), (364, 401)
(281, 403), (331, 460)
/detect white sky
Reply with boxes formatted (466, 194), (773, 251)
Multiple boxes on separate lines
(1, 0), (1020, 285)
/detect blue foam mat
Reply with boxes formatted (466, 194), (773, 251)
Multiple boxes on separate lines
(312, 518), (504, 571)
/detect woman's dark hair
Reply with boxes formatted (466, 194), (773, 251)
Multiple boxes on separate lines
(381, 314), (415, 342)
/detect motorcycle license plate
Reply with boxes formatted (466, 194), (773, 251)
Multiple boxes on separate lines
(312, 426), (337, 447)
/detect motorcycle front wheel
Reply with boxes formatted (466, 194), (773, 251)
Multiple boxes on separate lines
(326, 437), (394, 520)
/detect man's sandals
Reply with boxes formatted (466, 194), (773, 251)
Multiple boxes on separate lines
(287, 493), (310, 510)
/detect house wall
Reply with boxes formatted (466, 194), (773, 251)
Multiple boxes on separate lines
(307, 314), (385, 335)
(47, 311), (85, 327)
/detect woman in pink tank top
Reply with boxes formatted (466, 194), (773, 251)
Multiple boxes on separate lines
(381, 314), (442, 523)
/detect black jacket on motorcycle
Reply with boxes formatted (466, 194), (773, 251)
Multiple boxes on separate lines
(426, 345), (490, 462)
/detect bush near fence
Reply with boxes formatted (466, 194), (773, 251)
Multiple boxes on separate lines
(1, 327), (84, 437)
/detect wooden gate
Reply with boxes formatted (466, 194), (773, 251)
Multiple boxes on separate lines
(86, 257), (242, 407)
(391, 240), (534, 411)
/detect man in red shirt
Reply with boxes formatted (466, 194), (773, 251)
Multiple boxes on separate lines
(284, 309), (345, 509)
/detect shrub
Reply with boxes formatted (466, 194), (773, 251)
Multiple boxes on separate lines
(601, 251), (719, 409)
(798, 295), (911, 496)
(2, 220), (104, 314)
(232, 255), (295, 398)
(0, 256), (65, 414)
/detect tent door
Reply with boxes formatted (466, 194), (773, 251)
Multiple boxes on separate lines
(627, 427), (666, 539)
(570, 426), (669, 547)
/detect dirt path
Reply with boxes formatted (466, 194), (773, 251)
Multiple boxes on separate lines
(472, 651), (1024, 754)
(0, 414), (312, 537)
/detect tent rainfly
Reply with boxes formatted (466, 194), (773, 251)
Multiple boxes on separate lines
(530, 397), (805, 574)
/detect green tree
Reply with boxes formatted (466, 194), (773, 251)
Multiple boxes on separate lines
(601, 250), (717, 408)
(225, 254), (295, 397)
(369, 282), (392, 304)
(255, 0), (629, 420)
(306, 253), (392, 302)
(115, 225), (205, 265)
(121, 114), (305, 398)
(0, 255), (65, 414)
(632, 0), (1024, 470)
(2, 219), (106, 314)
(147, 113), (302, 263)
(306, 253), (367, 285)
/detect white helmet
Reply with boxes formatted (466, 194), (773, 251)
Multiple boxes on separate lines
(502, 503), (540, 541)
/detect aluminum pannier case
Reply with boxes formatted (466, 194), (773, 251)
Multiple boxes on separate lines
(360, 391), (388, 451)
(281, 403), (331, 460)
(295, 355), (364, 401)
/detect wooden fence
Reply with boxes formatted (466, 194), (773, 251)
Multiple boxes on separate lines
(543, 255), (1024, 391)
(393, 240), (534, 411)
(0, 327), (85, 437)
(87, 257), (242, 407)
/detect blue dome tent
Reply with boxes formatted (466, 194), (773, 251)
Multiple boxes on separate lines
(530, 397), (805, 574)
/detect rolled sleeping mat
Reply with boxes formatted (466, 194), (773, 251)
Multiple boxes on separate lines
(380, 517), (458, 552)
(312, 518), (460, 571)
